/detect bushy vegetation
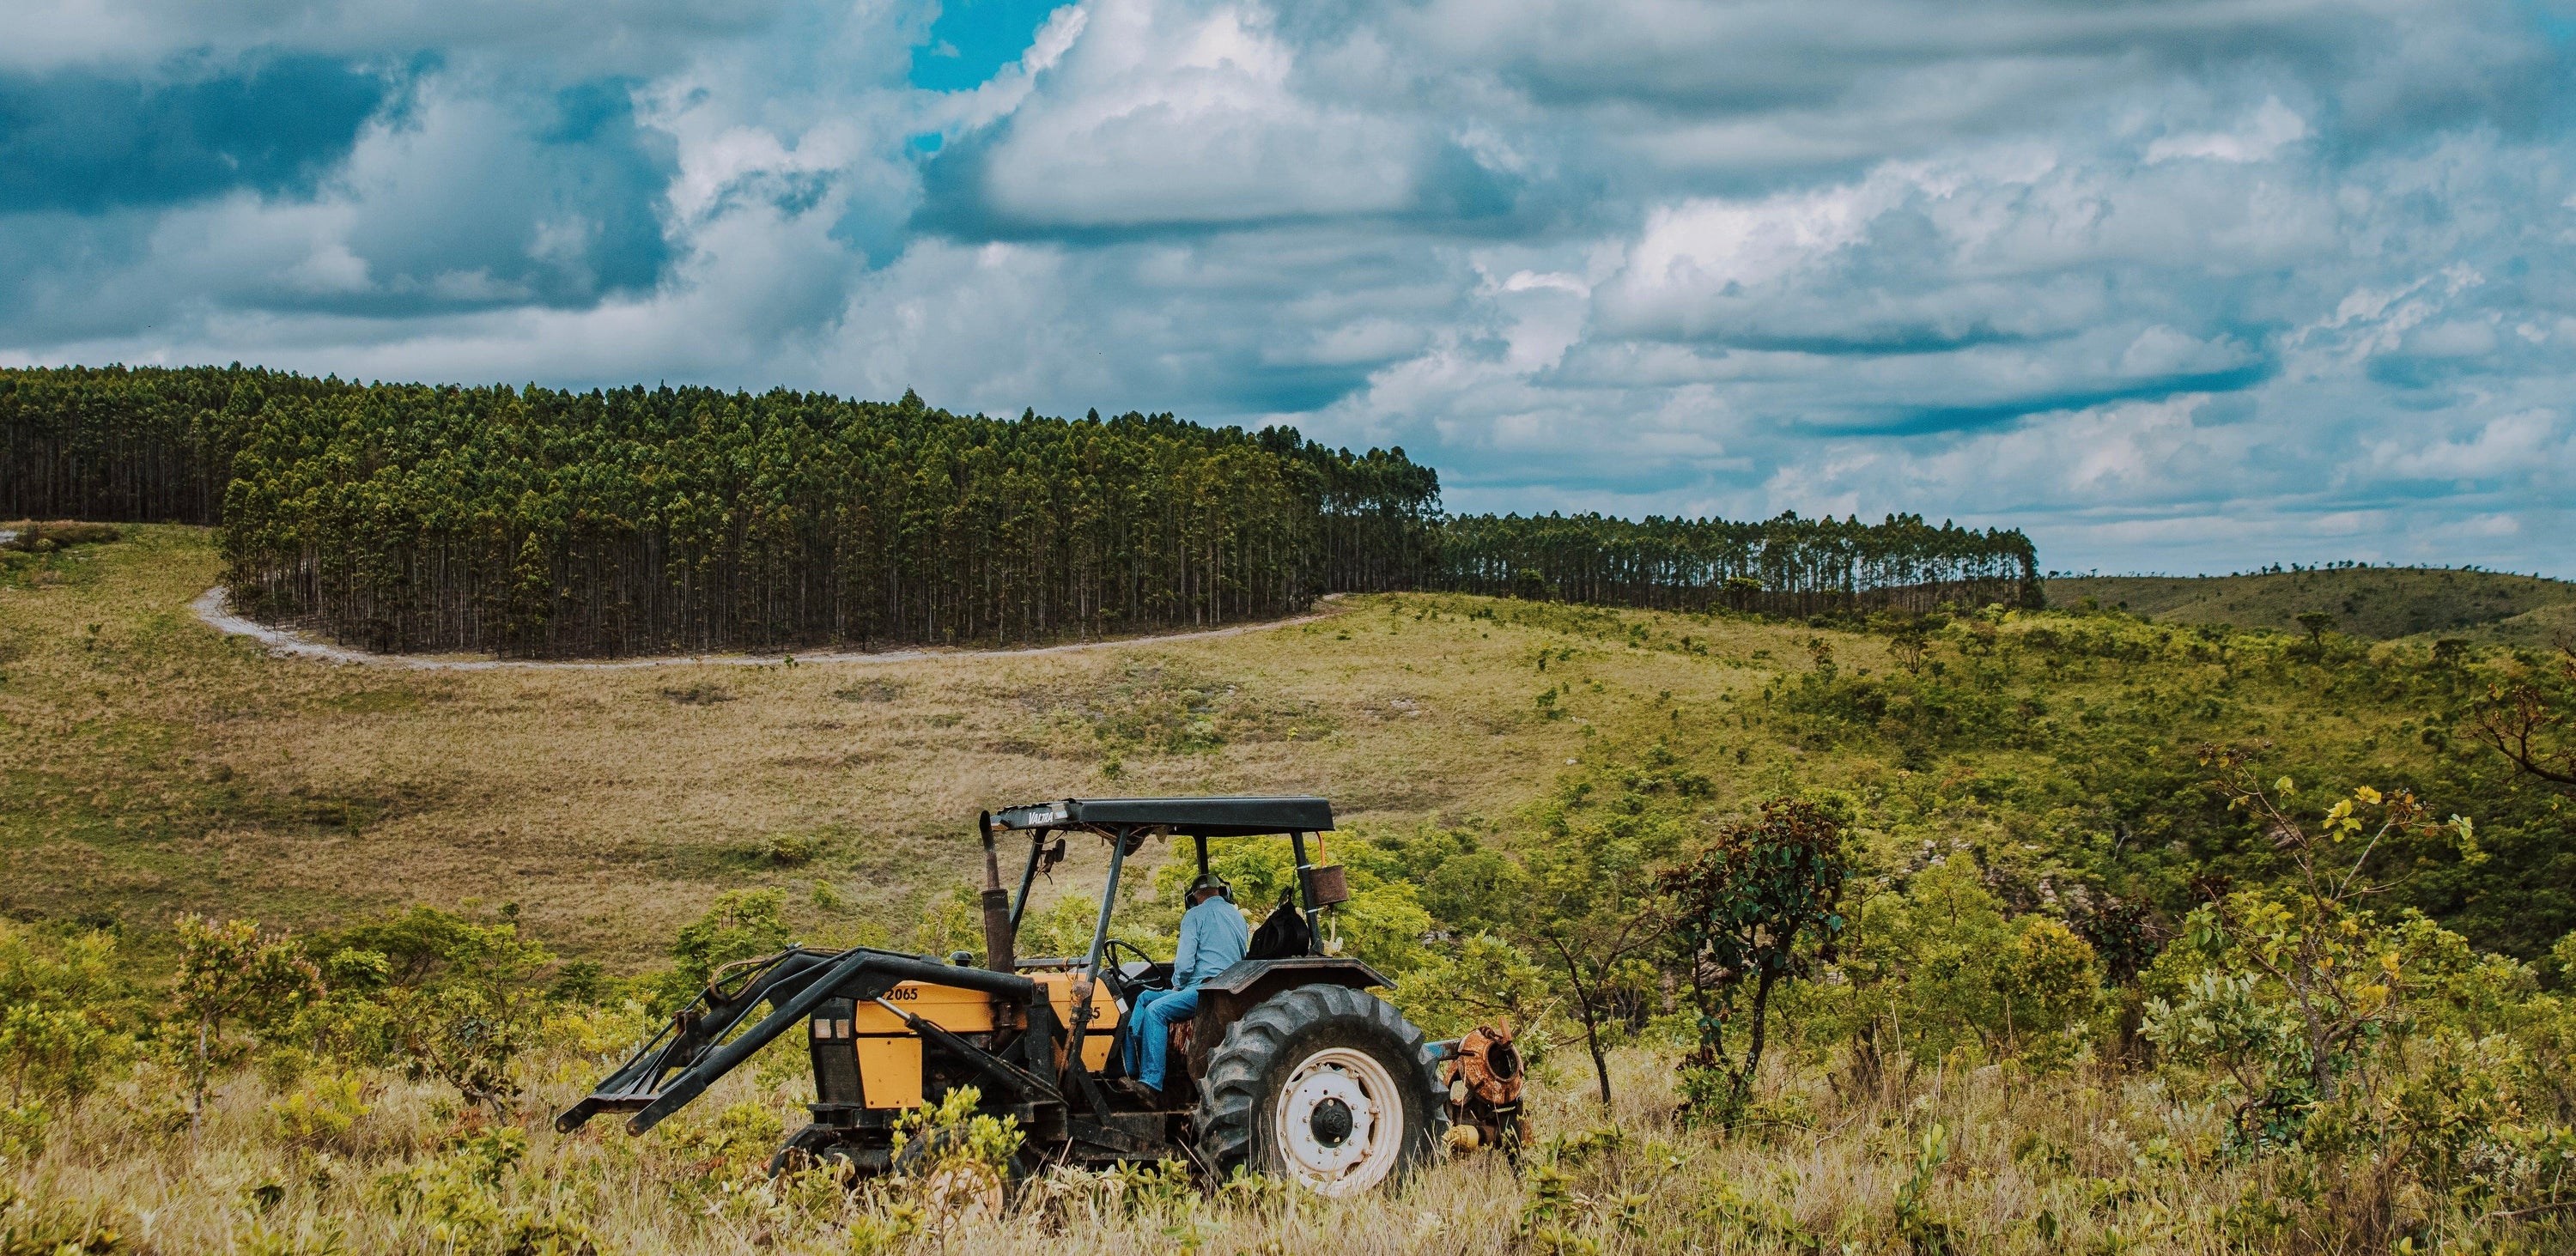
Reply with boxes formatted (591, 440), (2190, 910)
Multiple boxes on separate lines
(5, 739), (2568, 1250)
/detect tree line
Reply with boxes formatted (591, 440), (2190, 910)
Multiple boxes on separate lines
(1437, 510), (2039, 615)
(3, 367), (1440, 655)
(3, 366), (2039, 656)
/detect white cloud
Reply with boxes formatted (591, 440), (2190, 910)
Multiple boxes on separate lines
(2145, 98), (2309, 164)
(2, 0), (786, 76)
(2368, 410), (2561, 481)
(1768, 396), (2248, 514)
(964, 0), (1423, 228)
(6, 0), (2576, 577)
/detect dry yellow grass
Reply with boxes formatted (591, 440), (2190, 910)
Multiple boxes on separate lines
(0, 526), (1828, 963)
(15, 1028), (2281, 1255)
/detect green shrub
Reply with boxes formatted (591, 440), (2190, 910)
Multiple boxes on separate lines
(370, 1126), (531, 1248)
(1386, 933), (1555, 1060)
(657, 889), (790, 1010)
(0, 1177), (127, 1253)
(1660, 797), (1851, 1117)
(0, 1003), (119, 1109)
(766, 833), (817, 866)
(267, 1073), (370, 1154)
(172, 916), (323, 1135)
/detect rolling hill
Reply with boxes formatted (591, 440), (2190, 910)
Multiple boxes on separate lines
(9, 527), (2568, 962)
(2045, 566), (2576, 642)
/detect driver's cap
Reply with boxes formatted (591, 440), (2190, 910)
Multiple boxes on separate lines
(1188, 871), (1232, 901)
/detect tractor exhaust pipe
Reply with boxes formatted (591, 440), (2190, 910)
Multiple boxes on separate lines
(977, 810), (1016, 972)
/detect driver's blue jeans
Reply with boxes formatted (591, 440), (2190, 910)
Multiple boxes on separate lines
(1123, 987), (1200, 1090)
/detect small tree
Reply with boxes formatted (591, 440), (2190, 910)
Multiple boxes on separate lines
(359, 912), (553, 1112)
(1889, 623), (1933, 675)
(0, 922), (130, 1113)
(1658, 798), (1850, 1119)
(2294, 610), (2336, 655)
(2462, 644), (2576, 792)
(1385, 933), (1556, 1051)
(173, 915), (322, 1137)
(1514, 790), (1680, 1106)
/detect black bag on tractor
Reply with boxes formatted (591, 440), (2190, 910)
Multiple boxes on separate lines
(558, 797), (1448, 1198)
(1245, 889), (1313, 961)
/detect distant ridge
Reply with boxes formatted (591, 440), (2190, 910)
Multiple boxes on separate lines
(2045, 567), (2576, 643)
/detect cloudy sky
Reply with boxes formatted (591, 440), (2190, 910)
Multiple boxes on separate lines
(7, 0), (2574, 575)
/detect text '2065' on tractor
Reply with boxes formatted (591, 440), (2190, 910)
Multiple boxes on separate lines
(558, 797), (1451, 1197)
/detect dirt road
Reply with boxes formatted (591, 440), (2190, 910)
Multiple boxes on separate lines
(189, 586), (1346, 670)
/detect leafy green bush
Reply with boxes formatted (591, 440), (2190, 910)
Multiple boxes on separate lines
(0, 924), (136, 1113)
(266, 1072), (371, 1154)
(313, 907), (558, 1110)
(0, 1176), (128, 1253)
(657, 890), (790, 1010)
(1386, 933), (1556, 1061)
(1808, 859), (2102, 1085)
(369, 1126), (535, 1249)
(765, 832), (817, 866)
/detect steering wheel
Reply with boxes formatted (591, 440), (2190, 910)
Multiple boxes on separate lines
(1103, 938), (1166, 991)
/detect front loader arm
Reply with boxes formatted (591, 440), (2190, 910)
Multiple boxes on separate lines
(557, 946), (1042, 1136)
(556, 945), (849, 1133)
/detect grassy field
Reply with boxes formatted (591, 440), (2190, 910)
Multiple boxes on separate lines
(0, 527), (1819, 964)
(12, 1031), (2318, 1255)
(2046, 567), (2576, 641)
(9, 527), (2570, 962)
(5, 526), (2574, 1253)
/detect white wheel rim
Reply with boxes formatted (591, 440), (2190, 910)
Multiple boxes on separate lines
(1270, 1046), (1404, 1197)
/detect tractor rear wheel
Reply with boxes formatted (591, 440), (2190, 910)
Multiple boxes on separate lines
(1194, 984), (1443, 1197)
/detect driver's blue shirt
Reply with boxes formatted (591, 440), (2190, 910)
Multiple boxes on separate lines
(1170, 896), (1250, 990)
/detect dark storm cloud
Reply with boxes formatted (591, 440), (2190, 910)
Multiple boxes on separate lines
(0, 55), (393, 213)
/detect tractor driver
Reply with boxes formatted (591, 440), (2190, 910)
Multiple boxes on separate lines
(1123, 870), (1250, 1096)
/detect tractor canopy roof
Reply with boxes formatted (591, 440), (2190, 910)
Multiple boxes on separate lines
(991, 796), (1333, 837)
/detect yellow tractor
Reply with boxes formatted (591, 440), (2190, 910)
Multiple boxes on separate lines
(559, 797), (1447, 1196)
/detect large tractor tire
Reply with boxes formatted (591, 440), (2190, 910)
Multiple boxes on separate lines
(1195, 985), (1445, 1197)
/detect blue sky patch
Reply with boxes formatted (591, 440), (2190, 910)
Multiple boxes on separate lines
(908, 0), (1067, 92)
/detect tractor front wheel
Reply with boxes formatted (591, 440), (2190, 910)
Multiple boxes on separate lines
(769, 1123), (857, 1178)
(1195, 985), (1443, 1197)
